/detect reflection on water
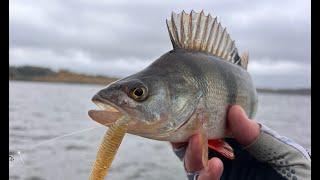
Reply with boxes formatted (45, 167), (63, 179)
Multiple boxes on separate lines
(9, 81), (310, 180)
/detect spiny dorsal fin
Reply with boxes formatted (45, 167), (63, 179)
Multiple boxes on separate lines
(166, 10), (249, 70)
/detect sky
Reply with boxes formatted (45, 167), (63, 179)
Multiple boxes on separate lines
(9, 0), (310, 89)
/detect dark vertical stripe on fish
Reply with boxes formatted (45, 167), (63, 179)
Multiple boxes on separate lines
(249, 92), (256, 118)
(176, 51), (209, 93)
(215, 62), (238, 105)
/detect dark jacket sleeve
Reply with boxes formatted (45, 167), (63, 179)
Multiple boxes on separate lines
(244, 123), (311, 180)
(172, 123), (311, 180)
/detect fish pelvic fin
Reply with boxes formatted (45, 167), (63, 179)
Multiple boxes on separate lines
(208, 139), (235, 160)
(166, 10), (249, 70)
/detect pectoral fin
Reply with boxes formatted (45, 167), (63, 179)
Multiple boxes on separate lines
(208, 139), (235, 160)
(199, 126), (208, 168)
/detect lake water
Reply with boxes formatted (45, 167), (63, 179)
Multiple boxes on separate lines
(9, 81), (311, 180)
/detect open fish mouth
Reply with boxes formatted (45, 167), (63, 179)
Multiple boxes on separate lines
(88, 94), (125, 126)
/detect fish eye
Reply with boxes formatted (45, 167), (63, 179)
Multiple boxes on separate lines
(129, 86), (148, 101)
(134, 88), (144, 96)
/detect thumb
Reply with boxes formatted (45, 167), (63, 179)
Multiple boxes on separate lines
(198, 157), (223, 180)
(227, 105), (260, 146)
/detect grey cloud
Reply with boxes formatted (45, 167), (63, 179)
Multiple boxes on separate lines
(9, 0), (310, 88)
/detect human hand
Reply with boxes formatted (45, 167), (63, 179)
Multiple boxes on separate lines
(226, 105), (260, 147)
(172, 134), (224, 180)
(171, 105), (261, 180)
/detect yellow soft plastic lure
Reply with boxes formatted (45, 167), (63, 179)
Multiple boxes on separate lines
(89, 116), (128, 180)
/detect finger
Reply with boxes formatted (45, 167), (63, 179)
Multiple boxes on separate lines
(185, 134), (203, 172)
(227, 105), (260, 146)
(198, 157), (224, 180)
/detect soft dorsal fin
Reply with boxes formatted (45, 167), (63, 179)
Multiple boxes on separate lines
(166, 10), (249, 70)
(240, 51), (249, 69)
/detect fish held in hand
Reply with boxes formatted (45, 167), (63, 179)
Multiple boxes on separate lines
(88, 10), (258, 173)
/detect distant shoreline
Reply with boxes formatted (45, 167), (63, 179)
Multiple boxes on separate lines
(256, 88), (310, 95)
(9, 65), (310, 95)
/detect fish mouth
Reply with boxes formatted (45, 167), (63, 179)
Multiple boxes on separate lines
(88, 94), (127, 126)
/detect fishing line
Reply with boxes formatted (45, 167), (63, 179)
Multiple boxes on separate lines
(31, 126), (100, 148)
(10, 125), (107, 167)
(17, 151), (25, 165)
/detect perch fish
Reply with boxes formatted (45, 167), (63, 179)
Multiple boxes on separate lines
(88, 10), (258, 179)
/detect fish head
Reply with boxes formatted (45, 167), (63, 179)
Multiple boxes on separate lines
(90, 77), (166, 122)
(89, 71), (173, 138)
(89, 54), (202, 140)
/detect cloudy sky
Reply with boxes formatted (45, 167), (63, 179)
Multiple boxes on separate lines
(9, 0), (310, 88)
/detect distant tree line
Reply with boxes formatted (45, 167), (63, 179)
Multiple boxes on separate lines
(9, 65), (57, 80)
(9, 65), (118, 85)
